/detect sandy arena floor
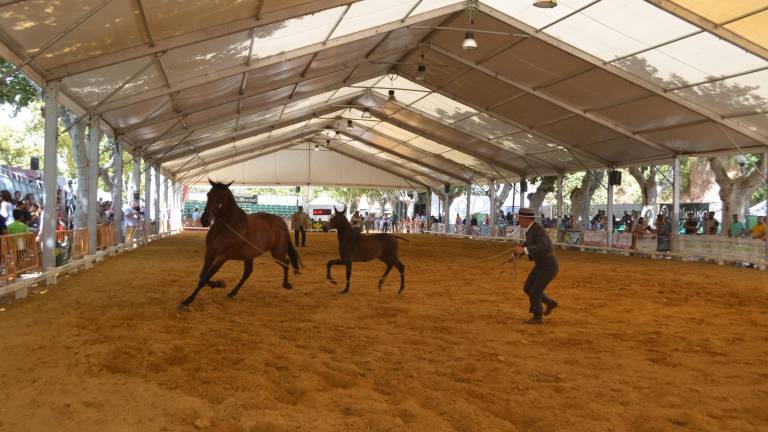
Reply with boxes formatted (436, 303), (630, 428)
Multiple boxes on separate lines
(1, 231), (767, 431)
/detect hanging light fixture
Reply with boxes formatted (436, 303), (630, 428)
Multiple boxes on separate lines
(334, 130), (341, 139)
(462, 0), (479, 50)
(346, 119), (353, 129)
(314, 143), (320, 152)
(362, 107), (371, 119)
(462, 31), (478, 50)
(325, 139), (331, 147)
(387, 89), (396, 102)
(533, 0), (557, 8)
(416, 63), (427, 81)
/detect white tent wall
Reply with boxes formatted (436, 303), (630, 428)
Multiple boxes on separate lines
(199, 145), (421, 189)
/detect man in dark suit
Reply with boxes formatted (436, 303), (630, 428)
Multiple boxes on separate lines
(511, 207), (559, 324)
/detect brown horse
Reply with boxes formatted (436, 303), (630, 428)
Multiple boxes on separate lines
(326, 205), (406, 294)
(178, 180), (300, 309)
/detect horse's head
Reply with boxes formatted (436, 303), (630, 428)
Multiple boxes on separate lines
(201, 179), (234, 227)
(327, 205), (348, 230)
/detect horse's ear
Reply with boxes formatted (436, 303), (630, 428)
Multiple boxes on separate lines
(342, 204), (347, 213)
(208, 178), (215, 186)
(333, 205), (340, 214)
(225, 180), (234, 188)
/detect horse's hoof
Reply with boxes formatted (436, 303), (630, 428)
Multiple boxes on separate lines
(339, 289), (349, 294)
(176, 302), (189, 310)
(283, 283), (293, 290)
(327, 278), (337, 285)
(226, 292), (237, 299)
(294, 270), (301, 276)
(216, 280), (227, 288)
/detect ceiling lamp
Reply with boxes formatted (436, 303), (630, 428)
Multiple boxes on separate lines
(325, 139), (331, 147)
(387, 89), (396, 102)
(362, 107), (371, 119)
(346, 119), (353, 129)
(462, 31), (478, 50)
(314, 143), (320, 152)
(533, 0), (557, 8)
(416, 63), (427, 81)
(334, 130), (341, 139)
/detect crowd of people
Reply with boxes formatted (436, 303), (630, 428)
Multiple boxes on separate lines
(0, 189), (43, 237)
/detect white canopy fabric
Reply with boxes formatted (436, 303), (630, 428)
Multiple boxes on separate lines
(1, 0), (766, 189)
(308, 193), (342, 207)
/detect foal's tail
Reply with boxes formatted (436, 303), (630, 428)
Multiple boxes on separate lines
(287, 239), (302, 273)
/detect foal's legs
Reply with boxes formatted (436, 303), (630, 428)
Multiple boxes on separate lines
(378, 262), (394, 290)
(179, 258), (226, 308)
(226, 259), (253, 299)
(326, 259), (345, 284)
(342, 261), (352, 294)
(271, 248), (293, 289)
(396, 260), (405, 294)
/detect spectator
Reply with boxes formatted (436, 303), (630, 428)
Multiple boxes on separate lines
(728, 214), (746, 238)
(13, 190), (22, 205)
(634, 217), (653, 239)
(191, 206), (201, 225)
(7, 209), (29, 234)
(751, 216), (766, 240)
(391, 213), (398, 233)
(0, 213), (6, 235)
(484, 214), (490, 225)
(683, 212), (699, 234)
(706, 211), (719, 235)
(350, 210), (363, 235)
(382, 215), (390, 233)
(654, 214), (671, 235)
(455, 213), (462, 230)
(1, 190), (14, 224)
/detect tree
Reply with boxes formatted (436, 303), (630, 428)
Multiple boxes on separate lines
(489, 182), (513, 213)
(709, 154), (766, 233)
(569, 170), (604, 227)
(526, 176), (556, 215)
(438, 185), (465, 224)
(61, 109), (90, 228)
(628, 166), (658, 220)
(0, 59), (38, 113)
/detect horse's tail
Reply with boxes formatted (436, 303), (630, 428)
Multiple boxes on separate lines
(287, 238), (302, 273)
(394, 236), (410, 242)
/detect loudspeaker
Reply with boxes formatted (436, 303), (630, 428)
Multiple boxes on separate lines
(520, 180), (527, 193)
(30, 157), (40, 171)
(133, 192), (140, 201)
(609, 170), (622, 186)
(295, 186), (301, 193)
(443, 183), (450, 194)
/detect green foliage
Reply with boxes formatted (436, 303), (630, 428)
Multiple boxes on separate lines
(0, 59), (39, 113)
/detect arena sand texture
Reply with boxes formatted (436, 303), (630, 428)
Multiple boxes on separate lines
(1, 232), (767, 432)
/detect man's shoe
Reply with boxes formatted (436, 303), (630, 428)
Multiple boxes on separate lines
(544, 301), (558, 316)
(524, 316), (543, 325)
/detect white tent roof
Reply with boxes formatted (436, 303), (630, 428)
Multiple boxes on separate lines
(1, 0), (766, 189)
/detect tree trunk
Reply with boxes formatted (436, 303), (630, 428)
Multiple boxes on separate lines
(526, 176), (557, 215)
(709, 155), (766, 234)
(628, 166), (658, 220)
(492, 183), (512, 211)
(569, 171), (604, 228)
(62, 111), (89, 230)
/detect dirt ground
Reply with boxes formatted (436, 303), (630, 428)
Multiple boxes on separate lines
(1, 231), (767, 432)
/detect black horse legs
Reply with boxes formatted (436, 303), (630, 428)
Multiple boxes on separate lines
(226, 259), (253, 299)
(326, 259), (352, 293)
(179, 259), (225, 308)
(396, 260), (405, 294)
(281, 258), (293, 289)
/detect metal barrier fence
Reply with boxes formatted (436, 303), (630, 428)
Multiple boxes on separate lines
(57, 228), (89, 261)
(0, 233), (41, 282)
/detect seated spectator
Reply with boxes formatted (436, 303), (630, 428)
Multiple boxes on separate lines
(654, 214), (671, 236)
(634, 217), (653, 239)
(7, 209), (29, 234)
(13, 190), (22, 205)
(683, 212), (699, 234)
(728, 214), (746, 238)
(751, 216), (766, 240)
